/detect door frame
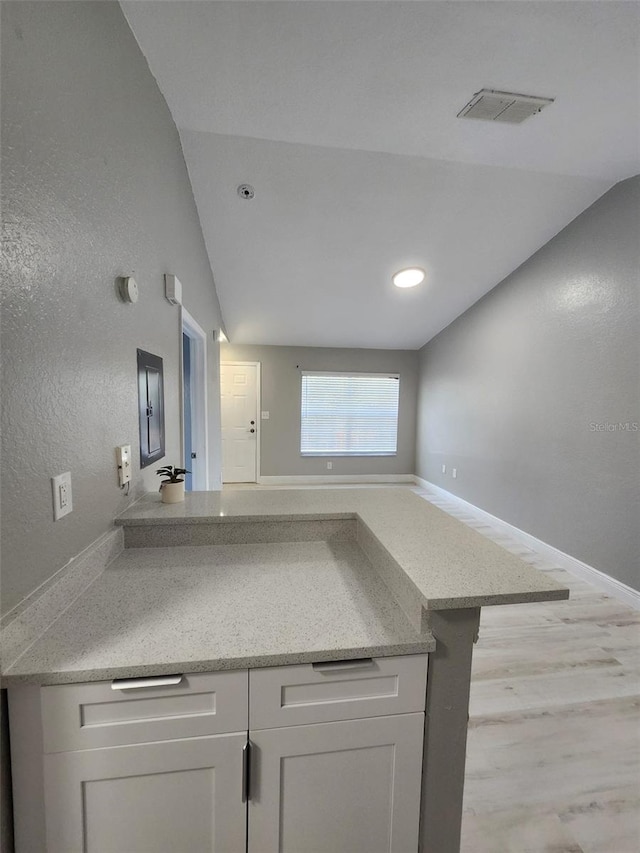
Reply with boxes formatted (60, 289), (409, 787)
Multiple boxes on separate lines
(220, 361), (261, 483)
(180, 308), (209, 491)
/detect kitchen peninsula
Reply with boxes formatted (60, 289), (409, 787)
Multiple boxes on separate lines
(4, 488), (568, 853)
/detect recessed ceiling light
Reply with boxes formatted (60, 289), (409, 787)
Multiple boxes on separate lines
(393, 267), (425, 288)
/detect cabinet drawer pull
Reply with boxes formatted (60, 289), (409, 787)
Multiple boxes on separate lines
(242, 740), (252, 802)
(111, 674), (184, 691)
(311, 658), (375, 673)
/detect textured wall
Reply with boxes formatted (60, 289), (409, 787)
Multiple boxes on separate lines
(1, 1), (223, 616)
(416, 177), (639, 590)
(221, 344), (418, 477)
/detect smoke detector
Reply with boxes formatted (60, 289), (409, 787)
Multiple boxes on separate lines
(237, 184), (255, 200)
(457, 89), (554, 124)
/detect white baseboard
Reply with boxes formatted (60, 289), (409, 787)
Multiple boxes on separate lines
(257, 474), (415, 486)
(414, 477), (640, 610)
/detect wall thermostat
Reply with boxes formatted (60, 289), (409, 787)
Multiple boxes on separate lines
(118, 276), (139, 303)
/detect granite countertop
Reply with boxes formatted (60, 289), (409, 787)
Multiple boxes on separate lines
(3, 488), (568, 686)
(3, 540), (433, 685)
(117, 488), (569, 610)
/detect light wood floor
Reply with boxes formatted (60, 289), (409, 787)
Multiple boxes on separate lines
(414, 486), (640, 853)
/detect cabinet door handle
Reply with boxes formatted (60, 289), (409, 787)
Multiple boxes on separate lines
(242, 740), (252, 802)
(111, 674), (184, 690)
(312, 658), (375, 673)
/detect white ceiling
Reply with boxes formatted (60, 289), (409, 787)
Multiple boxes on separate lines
(179, 131), (612, 348)
(123, 1), (639, 349)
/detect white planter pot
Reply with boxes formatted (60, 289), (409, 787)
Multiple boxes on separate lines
(160, 481), (185, 504)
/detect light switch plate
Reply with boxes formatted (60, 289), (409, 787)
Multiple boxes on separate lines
(51, 472), (73, 521)
(261, 411), (270, 420)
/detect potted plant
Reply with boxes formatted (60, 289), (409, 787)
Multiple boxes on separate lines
(156, 465), (190, 504)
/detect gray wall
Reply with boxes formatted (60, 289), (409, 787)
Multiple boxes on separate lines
(221, 344), (418, 477)
(1, 0), (223, 616)
(416, 177), (639, 590)
(1, 5), (226, 845)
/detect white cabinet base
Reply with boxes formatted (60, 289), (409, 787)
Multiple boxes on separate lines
(44, 734), (247, 853)
(249, 713), (424, 853)
(9, 656), (434, 853)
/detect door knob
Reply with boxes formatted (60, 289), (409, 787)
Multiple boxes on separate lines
(250, 420), (255, 425)
(250, 428), (255, 433)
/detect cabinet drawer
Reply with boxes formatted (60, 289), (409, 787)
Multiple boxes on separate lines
(42, 670), (248, 753)
(250, 654), (427, 729)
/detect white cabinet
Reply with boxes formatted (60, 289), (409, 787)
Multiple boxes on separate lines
(249, 714), (424, 853)
(9, 672), (249, 853)
(44, 734), (247, 853)
(9, 656), (428, 853)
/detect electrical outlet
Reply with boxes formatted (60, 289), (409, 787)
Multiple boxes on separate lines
(327, 461), (333, 470)
(442, 464), (446, 474)
(452, 468), (457, 479)
(51, 472), (73, 521)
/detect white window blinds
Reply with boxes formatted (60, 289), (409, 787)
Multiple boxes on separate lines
(300, 372), (400, 456)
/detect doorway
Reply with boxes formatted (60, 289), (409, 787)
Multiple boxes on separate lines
(220, 362), (259, 483)
(181, 309), (209, 491)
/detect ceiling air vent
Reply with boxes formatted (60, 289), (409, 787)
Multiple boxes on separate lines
(457, 89), (554, 124)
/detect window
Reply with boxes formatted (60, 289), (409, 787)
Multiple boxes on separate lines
(300, 372), (399, 456)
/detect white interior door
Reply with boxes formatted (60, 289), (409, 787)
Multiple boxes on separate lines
(221, 362), (258, 483)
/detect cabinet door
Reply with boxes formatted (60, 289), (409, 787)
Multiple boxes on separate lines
(43, 733), (247, 853)
(249, 713), (424, 853)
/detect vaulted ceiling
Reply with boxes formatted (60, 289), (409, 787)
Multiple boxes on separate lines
(122, 1), (639, 349)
